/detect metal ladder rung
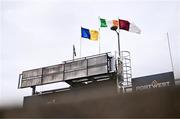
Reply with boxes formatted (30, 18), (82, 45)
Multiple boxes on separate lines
(120, 51), (132, 87)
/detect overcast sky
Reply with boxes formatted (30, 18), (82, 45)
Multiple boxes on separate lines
(0, 0), (180, 107)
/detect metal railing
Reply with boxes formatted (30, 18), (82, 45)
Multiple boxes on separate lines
(115, 51), (132, 93)
(121, 51), (132, 88)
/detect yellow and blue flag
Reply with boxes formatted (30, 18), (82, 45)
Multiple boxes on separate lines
(81, 27), (99, 41)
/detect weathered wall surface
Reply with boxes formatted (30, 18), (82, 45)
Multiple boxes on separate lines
(1, 77), (180, 118)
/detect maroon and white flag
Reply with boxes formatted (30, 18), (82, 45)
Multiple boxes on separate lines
(119, 19), (141, 34)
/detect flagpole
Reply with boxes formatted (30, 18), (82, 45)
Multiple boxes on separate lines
(98, 16), (101, 54)
(117, 17), (123, 93)
(98, 28), (101, 54)
(80, 37), (82, 58)
(110, 19), (121, 57)
(73, 45), (74, 60)
(110, 17), (123, 93)
(117, 17), (121, 58)
(166, 32), (174, 72)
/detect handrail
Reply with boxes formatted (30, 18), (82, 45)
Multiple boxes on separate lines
(19, 52), (113, 88)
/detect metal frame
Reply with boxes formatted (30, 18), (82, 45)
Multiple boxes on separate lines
(120, 51), (132, 88)
(18, 52), (114, 89)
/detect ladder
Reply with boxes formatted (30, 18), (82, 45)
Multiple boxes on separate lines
(121, 51), (132, 92)
(116, 51), (132, 93)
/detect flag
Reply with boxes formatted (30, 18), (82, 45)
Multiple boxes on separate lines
(90, 30), (99, 41)
(99, 17), (141, 34)
(81, 27), (99, 41)
(99, 18), (118, 28)
(119, 19), (141, 34)
(119, 19), (129, 31)
(73, 45), (76, 56)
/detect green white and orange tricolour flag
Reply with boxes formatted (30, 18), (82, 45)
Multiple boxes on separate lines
(99, 18), (119, 28)
(99, 17), (141, 34)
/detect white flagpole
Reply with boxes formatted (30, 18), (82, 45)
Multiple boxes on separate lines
(80, 37), (82, 58)
(80, 27), (82, 58)
(98, 16), (101, 54)
(166, 32), (174, 72)
(98, 28), (101, 54)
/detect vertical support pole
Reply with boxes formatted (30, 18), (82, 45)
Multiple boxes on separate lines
(117, 31), (121, 57)
(73, 47), (74, 61)
(18, 74), (22, 89)
(117, 30), (123, 93)
(86, 57), (88, 77)
(98, 28), (101, 54)
(80, 27), (82, 58)
(80, 37), (82, 58)
(166, 32), (174, 72)
(63, 61), (66, 81)
(41, 68), (43, 85)
(31, 86), (36, 95)
(111, 24), (123, 93)
(98, 16), (101, 54)
(73, 45), (75, 61)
